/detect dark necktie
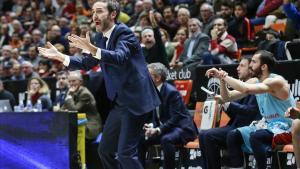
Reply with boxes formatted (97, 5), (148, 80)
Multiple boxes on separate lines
(103, 37), (108, 49)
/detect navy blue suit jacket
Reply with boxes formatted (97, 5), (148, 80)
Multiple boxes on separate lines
(68, 23), (161, 115)
(156, 82), (197, 137)
(226, 94), (261, 127)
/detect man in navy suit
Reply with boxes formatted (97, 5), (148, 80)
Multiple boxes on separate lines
(199, 57), (261, 169)
(38, 1), (161, 169)
(138, 62), (198, 169)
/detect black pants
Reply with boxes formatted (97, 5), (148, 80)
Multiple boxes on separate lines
(199, 125), (235, 169)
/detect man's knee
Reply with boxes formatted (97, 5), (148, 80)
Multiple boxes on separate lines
(227, 130), (241, 145)
(160, 135), (173, 145)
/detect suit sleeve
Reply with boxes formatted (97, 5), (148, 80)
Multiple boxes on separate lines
(100, 29), (139, 65)
(225, 95), (259, 119)
(159, 90), (186, 134)
(69, 53), (100, 71)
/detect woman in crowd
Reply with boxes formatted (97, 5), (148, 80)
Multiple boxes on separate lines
(26, 77), (52, 111)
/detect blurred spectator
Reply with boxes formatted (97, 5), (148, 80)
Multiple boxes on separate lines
(257, 28), (288, 60)
(53, 70), (69, 109)
(208, 17), (238, 64)
(142, 0), (154, 12)
(199, 3), (216, 35)
(228, 2), (253, 48)
(32, 29), (45, 47)
(10, 62), (25, 81)
(58, 17), (70, 37)
(189, 0), (205, 17)
(1, 60), (13, 81)
(19, 33), (32, 57)
(26, 46), (41, 69)
(160, 28), (175, 62)
(1, 45), (13, 62)
(49, 25), (69, 52)
(0, 24), (11, 48)
(156, 6), (180, 39)
(11, 48), (25, 63)
(9, 32), (22, 49)
(141, 11), (169, 68)
(10, 19), (24, 36)
(171, 18), (210, 69)
(69, 46), (83, 57)
(170, 27), (188, 63)
(21, 61), (39, 79)
(177, 7), (190, 30)
(127, 0), (144, 27)
(26, 77), (52, 111)
(41, 0), (56, 17)
(121, 0), (135, 16)
(0, 79), (16, 107)
(38, 59), (53, 78)
(219, 0), (234, 24)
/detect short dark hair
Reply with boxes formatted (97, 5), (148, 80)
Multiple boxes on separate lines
(255, 50), (276, 72)
(241, 55), (252, 63)
(107, 0), (120, 22)
(96, 0), (120, 22)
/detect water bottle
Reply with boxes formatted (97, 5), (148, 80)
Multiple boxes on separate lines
(36, 99), (42, 112)
(26, 100), (32, 112)
(19, 100), (24, 112)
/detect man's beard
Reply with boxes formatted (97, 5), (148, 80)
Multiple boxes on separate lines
(251, 67), (262, 78)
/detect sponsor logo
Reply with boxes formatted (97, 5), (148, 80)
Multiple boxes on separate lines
(167, 68), (192, 80)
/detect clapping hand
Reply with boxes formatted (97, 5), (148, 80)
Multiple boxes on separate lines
(68, 32), (95, 53)
(205, 68), (228, 79)
(38, 42), (65, 62)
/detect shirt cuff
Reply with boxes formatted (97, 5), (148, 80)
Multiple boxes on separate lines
(94, 48), (102, 60)
(63, 54), (70, 66)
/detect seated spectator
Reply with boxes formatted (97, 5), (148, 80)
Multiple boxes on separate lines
(169, 27), (188, 64)
(199, 57), (261, 169)
(59, 71), (102, 169)
(228, 2), (253, 48)
(219, 0), (234, 24)
(0, 79), (16, 107)
(199, 3), (216, 35)
(160, 28), (175, 62)
(60, 71), (102, 139)
(141, 11), (169, 68)
(208, 17), (239, 64)
(257, 29), (287, 60)
(38, 59), (53, 78)
(53, 71), (69, 110)
(170, 18), (210, 69)
(26, 77), (52, 111)
(177, 7), (190, 30)
(21, 61), (39, 79)
(156, 6), (180, 39)
(138, 63), (198, 169)
(11, 62), (25, 81)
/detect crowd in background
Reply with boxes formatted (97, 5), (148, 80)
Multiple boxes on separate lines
(0, 0), (300, 168)
(0, 0), (299, 83)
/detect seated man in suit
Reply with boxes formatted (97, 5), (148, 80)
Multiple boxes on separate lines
(138, 62), (198, 169)
(199, 57), (261, 169)
(53, 71), (69, 111)
(60, 71), (102, 169)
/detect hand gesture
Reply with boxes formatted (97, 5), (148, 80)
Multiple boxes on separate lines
(211, 28), (218, 40)
(68, 32), (95, 52)
(38, 42), (65, 62)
